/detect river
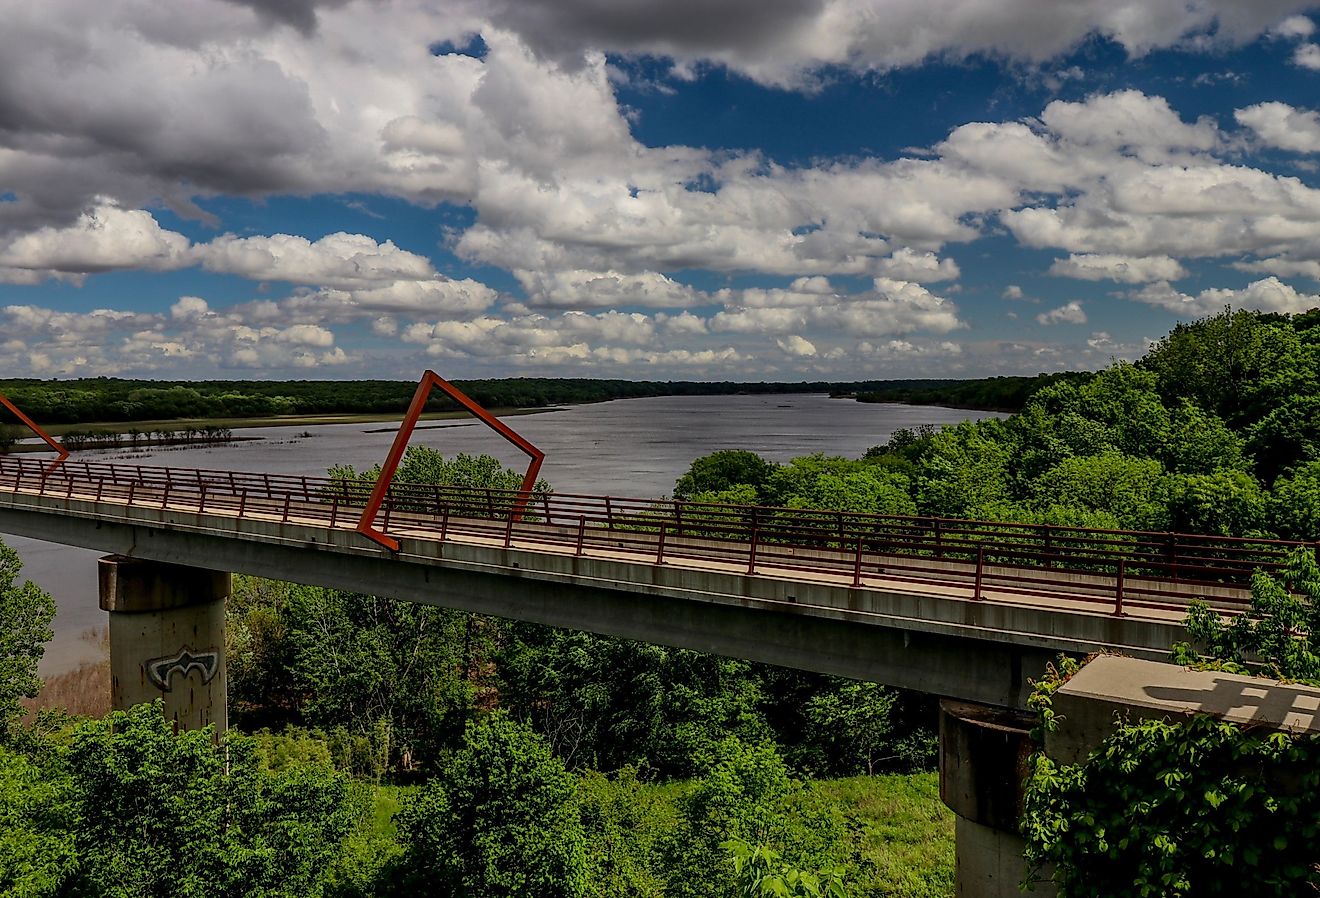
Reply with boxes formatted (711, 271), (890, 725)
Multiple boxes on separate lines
(5, 393), (1003, 675)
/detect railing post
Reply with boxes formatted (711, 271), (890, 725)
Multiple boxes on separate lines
(674, 501), (683, 538)
(605, 496), (614, 530)
(485, 488), (495, 520)
(198, 485), (206, 515)
(657, 523), (667, 564)
(1043, 525), (1052, 568)
(974, 545), (985, 600)
(1115, 559), (1126, 616)
(282, 493), (291, 523)
(238, 490), (247, 519)
(853, 538), (864, 588)
(127, 481), (136, 506)
(934, 518), (944, 559)
(505, 513), (515, 548)
(95, 479), (104, 503)
(542, 493), (552, 525)
(747, 524), (759, 575)
(329, 499), (339, 528)
(440, 506), (450, 542)
(162, 482), (170, 509)
(576, 516), (586, 556)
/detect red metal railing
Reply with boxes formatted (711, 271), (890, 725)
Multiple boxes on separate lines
(0, 454), (1310, 618)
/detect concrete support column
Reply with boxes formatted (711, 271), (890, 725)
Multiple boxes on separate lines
(939, 700), (1055, 897)
(98, 555), (229, 735)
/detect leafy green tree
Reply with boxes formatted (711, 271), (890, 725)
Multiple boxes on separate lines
(0, 743), (75, 896)
(802, 682), (897, 776)
(1029, 452), (1170, 531)
(1163, 470), (1266, 537)
(1267, 460), (1320, 541)
(1163, 400), (1247, 475)
(1142, 308), (1317, 427)
(391, 712), (588, 898)
(328, 446), (550, 514)
(1176, 548), (1320, 683)
(0, 540), (55, 741)
(497, 623), (769, 776)
(914, 420), (1014, 518)
(285, 586), (470, 769)
(766, 455), (917, 517)
(674, 451), (779, 501)
(66, 702), (353, 898)
(724, 839), (848, 898)
(1246, 394), (1320, 483)
(665, 738), (848, 898)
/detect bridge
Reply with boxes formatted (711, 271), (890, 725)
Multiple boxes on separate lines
(0, 452), (1292, 706)
(0, 448), (1307, 898)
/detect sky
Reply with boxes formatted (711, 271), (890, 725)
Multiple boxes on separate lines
(3, 1), (1320, 382)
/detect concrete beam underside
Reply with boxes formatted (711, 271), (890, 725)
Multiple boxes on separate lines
(0, 497), (1188, 709)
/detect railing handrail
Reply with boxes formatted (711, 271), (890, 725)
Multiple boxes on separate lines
(0, 453), (1307, 620)
(0, 453), (1307, 555)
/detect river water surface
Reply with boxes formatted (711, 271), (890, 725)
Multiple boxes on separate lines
(8, 394), (1002, 674)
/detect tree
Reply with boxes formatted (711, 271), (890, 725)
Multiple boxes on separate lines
(497, 623), (770, 776)
(674, 451), (779, 502)
(391, 712), (588, 898)
(1176, 548), (1320, 684)
(1267, 460), (1320, 541)
(664, 738), (849, 898)
(1028, 452), (1170, 532)
(1246, 394), (1320, 483)
(1142, 308), (1317, 427)
(724, 839), (848, 898)
(802, 681), (897, 776)
(913, 420), (1014, 518)
(65, 702), (353, 898)
(0, 743), (75, 896)
(0, 540), (55, 741)
(1163, 470), (1266, 537)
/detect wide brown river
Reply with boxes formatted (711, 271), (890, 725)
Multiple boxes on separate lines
(3, 394), (1003, 675)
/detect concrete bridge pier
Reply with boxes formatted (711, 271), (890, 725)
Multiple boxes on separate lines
(939, 700), (1055, 897)
(98, 555), (229, 735)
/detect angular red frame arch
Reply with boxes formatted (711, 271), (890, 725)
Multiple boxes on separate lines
(0, 393), (69, 469)
(356, 371), (545, 552)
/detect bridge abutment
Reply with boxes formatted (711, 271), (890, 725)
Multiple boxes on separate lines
(98, 555), (229, 735)
(939, 700), (1055, 897)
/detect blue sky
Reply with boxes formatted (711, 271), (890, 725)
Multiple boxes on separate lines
(2, 1), (1320, 381)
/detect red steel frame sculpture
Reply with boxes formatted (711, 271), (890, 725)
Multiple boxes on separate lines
(0, 392), (68, 470)
(356, 371), (545, 552)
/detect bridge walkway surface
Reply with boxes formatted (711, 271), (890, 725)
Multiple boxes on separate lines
(0, 454), (1303, 708)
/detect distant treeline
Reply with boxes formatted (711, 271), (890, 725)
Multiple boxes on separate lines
(0, 375), (1076, 425)
(850, 372), (1092, 411)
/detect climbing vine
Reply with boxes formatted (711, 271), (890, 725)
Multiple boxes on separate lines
(1023, 711), (1320, 897)
(1024, 550), (1320, 895)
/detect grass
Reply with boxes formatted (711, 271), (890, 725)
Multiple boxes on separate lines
(354, 771), (953, 897)
(815, 773), (955, 897)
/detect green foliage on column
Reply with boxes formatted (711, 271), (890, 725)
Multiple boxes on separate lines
(1024, 552), (1320, 896)
(1023, 714), (1320, 897)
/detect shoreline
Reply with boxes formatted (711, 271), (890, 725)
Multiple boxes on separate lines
(5, 405), (563, 443)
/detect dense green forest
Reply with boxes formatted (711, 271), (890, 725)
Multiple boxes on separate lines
(850, 372), (1092, 412)
(0, 374), (1072, 428)
(1, 307), (1318, 897)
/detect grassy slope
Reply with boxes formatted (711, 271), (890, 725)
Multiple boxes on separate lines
(359, 773), (953, 897)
